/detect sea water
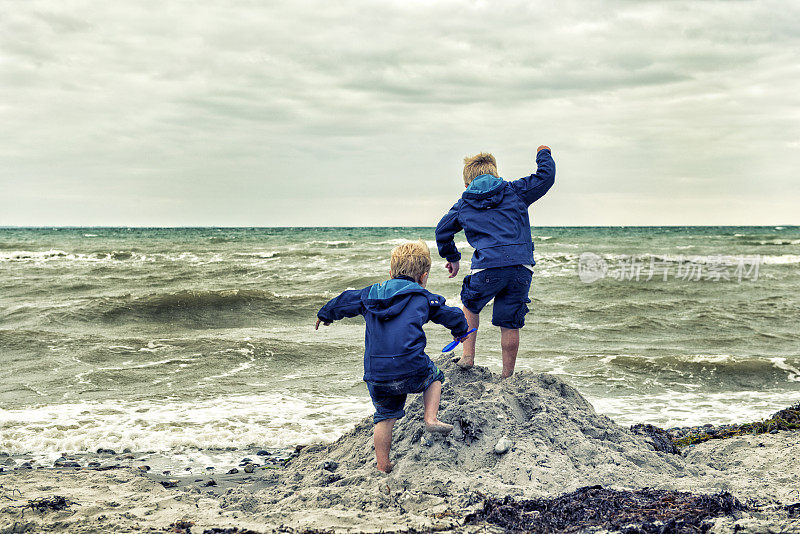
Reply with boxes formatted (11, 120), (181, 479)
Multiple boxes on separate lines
(1, 227), (798, 463)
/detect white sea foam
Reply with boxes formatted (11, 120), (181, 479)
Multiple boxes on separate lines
(761, 254), (800, 265)
(770, 357), (800, 382)
(233, 250), (279, 258)
(587, 390), (799, 428)
(305, 240), (354, 247)
(0, 394), (371, 459)
(683, 354), (734, 364)
(371, 239), (472, 251)
(0, 249), (227, 264)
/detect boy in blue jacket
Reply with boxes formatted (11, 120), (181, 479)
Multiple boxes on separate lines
(315, 241), (469, 473)
(435, 146), (555, 378)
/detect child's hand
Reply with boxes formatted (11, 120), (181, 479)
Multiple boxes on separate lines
(537, 145), (551, 153)
(315, 318), (332, 330)
(445, 260), (460, 278)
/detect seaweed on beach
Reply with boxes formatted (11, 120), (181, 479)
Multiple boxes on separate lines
(203, 528), (267, 534)
(785, 503), (800, 518)
(669, 403), (800, 449)
(165, 523), (332, 534)
(1, 485), (23, 501)
(456, 417), (483, 444)
(465, 485), (746, 533)
(167, 520), (194, 533)
(22, 495), (76, 512)
(169, 524), (452, 534)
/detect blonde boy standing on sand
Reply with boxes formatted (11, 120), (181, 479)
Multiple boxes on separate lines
(435, 146), (555, 378)
(315, 241), (469, 473)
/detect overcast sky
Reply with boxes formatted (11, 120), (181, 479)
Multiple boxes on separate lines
(1, 0), (798, 226)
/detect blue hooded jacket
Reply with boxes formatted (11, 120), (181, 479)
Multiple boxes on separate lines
(317, 276), (469, 382)
(435, 149), (555, 269)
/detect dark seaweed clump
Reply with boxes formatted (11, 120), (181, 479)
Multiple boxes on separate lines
(23, 495), (75, 512)
(203, 528), (268, 534)
(669, 403), (800, 449)
(465, 485), (746, 534)
(166, 524), (446, 534)
(165, 521), (338, 534)
(166, 524), (432, 534)
(785, 503), (800, 517)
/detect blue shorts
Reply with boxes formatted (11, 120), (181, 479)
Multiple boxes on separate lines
(366, 362), (445, 424)
(460, 265), (532, 329)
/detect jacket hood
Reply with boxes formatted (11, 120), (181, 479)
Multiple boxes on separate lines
(462, 174), (506, 209)
(362, 277), (427, 319)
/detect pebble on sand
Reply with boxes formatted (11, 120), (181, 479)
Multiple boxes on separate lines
(494, 436), (513, 455)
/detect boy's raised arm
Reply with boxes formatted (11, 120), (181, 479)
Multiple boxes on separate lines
(428, 294), (469, 338)
(510, 146), (555, 206)
(316, 289), (364, 329)
(435, 202), (463, 265)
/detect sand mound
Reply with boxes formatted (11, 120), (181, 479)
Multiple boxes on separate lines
(245, 358), (698, 522)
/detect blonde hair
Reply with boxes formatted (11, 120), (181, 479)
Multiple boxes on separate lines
(463, 152), (498, 185)
(390, 240), (431, 281)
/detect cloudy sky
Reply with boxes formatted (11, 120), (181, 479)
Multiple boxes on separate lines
(2, 0), (798, 226)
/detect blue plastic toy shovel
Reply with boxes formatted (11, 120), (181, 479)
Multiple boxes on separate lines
(441, 328), (477, 353)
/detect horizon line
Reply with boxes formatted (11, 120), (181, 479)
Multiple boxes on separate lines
(1, 224), (797, 229)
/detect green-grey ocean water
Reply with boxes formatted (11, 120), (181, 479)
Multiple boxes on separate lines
(1, 227), (798, 460)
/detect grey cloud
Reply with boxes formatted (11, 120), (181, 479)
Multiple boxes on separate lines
(1, 0), (798, 225)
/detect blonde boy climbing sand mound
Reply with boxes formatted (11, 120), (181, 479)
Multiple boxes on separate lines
(316, 241), (469, 473)
(435, 146), (555, 378)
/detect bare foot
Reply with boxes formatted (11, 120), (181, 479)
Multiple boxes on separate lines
(425, 421), (454, 434)
(452, 356), (474, 369)
(377, 461), (394, 474)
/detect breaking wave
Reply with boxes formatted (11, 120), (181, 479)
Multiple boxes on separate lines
(64, 289), (328, 326)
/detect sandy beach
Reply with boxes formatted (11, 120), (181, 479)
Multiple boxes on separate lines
(2, 358), (798, 534)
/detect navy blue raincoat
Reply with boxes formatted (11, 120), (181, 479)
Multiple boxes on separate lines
(435, 149), (555, 269)
(317, 276), (468, 382)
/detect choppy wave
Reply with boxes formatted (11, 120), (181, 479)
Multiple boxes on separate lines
(601, 353), (800, 383)
(4, 247), (796, 272)
(5, 282), (386, 327)
(306, 240), (355, 248)
(57, 289), (328, 325)
(0, 249), (222, 264)
(233, 251), (280, 259)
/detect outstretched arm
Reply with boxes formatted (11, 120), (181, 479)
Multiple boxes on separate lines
(316, 289), (364, 329)
(510, 146), (555, 206)
(428, 295), (469, 338)
(435, 202), (463, 277)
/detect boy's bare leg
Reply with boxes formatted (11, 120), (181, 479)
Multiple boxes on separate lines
(374, 418), (396, 473)
(454, 307), (479, 368)
(422, 380), (453, 434)
(500, 327), (519, 378)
